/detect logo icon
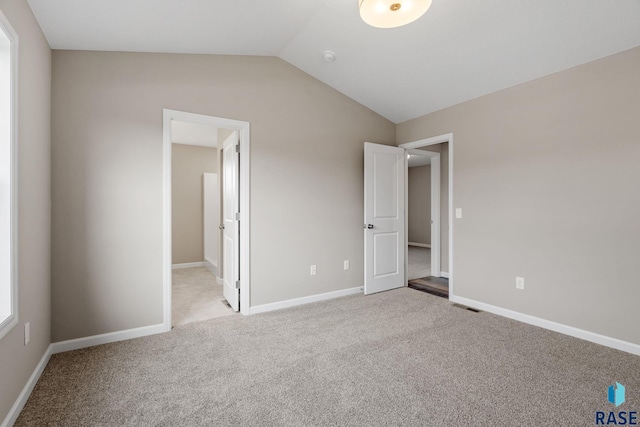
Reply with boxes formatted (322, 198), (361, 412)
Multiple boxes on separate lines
(608, 382), (625, 407)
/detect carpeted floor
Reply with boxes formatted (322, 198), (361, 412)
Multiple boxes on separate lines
(16, 288), (640, 426)
(172, 267), (235, 326)
(408, 246), (430, 280)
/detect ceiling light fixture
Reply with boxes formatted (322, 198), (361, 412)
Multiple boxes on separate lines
(359, 0), (432, 29)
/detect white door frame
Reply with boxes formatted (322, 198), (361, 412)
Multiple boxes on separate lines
(406, 149), (441, 278)
(400, 133), (454, 298)
(162, 109), (251, 330)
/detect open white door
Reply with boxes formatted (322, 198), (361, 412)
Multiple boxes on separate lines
(222, 132), (240, 311)
(364, 142), (406, 295)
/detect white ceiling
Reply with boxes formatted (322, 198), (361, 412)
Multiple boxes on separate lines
(171, 121), (218, 148)
(28, 0), (640, 123)
(408, 153), (431, 168)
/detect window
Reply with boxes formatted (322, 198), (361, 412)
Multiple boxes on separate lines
(0, 10), (17, 340)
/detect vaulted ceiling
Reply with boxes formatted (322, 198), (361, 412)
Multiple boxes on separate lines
(27, 0), (640, 123)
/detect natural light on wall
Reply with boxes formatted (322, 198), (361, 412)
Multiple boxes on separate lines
(0, 11), (17, 340)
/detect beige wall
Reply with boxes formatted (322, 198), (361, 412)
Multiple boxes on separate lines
(51, 51), (395, 341)
(0, 0), (51, 422)
(397, 46), (640, 345)
(408, 165), (431, 245)
(172, 144), (217, 264)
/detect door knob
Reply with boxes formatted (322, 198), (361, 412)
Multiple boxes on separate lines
(219, 224), (225, 230)
(366, 224), (374, 229)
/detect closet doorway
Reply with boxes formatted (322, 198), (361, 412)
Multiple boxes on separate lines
(162, 110), (251, 331)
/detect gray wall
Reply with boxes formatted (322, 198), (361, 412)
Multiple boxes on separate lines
(172, 144), (217, 264)
(0, 0), (51, 422)
(408, 165), (431, 245)
(51, 51), (395, 341)
(397, 46), (640, 345)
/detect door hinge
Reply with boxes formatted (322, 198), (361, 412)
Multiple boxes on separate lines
(235, 143), (240, 153)
(235, 280), (240, 289)
(235, 212), (240, 220)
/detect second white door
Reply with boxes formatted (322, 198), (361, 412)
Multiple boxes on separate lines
(364, 142), (406, 295)
(222, 132), (240, 311)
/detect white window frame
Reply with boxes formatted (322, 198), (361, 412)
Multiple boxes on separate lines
(0, 9), (19, 341)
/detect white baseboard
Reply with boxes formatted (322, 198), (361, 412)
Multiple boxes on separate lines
(203, 260), (218, 277)
(51, 323), (166, 354)
(249, 287), (363, 315)
(440, 271), (449, 278)
(172, 262), (205, 269)
(450, 295), (640, 356)
(1, 344), (53, 427)
(216, 276), (223, 285)
(408, 242), (431, 248)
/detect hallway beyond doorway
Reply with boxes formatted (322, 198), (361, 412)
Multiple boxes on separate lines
(408, 246), (431, 280)
(172, 267), (234, 326)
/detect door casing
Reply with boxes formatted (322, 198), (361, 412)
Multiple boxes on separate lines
(162, 109), (251, 330)
(399, 133), (454, 298)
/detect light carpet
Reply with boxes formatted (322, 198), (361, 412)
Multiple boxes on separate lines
(16, 288), (640, 426)
(408, 246), (431, 280)
(172, 266), (234, 326)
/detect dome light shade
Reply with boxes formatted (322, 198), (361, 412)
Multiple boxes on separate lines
(359, 0), (432, 29)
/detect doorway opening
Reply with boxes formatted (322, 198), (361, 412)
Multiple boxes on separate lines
(163, 110), (251, 331)
(406, 149), (440, 281)
(406, 147), (449, 298)
(400, 134), (453, 298)
(171, 122), (233, 325)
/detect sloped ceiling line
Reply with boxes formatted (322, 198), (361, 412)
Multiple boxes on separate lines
(27, 0), (640, 123)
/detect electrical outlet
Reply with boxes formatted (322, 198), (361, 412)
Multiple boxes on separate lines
(24, 322), (30, 346)
(516, 277), (525, 290)
(310, 265), (317, 276)
(344, 260), (350, 270)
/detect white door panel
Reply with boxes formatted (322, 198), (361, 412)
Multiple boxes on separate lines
(373, 153), (399, 219)
(222, 132), (239, 311)
(373, 232), (399, 277)
(364, 142), (405, 295)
